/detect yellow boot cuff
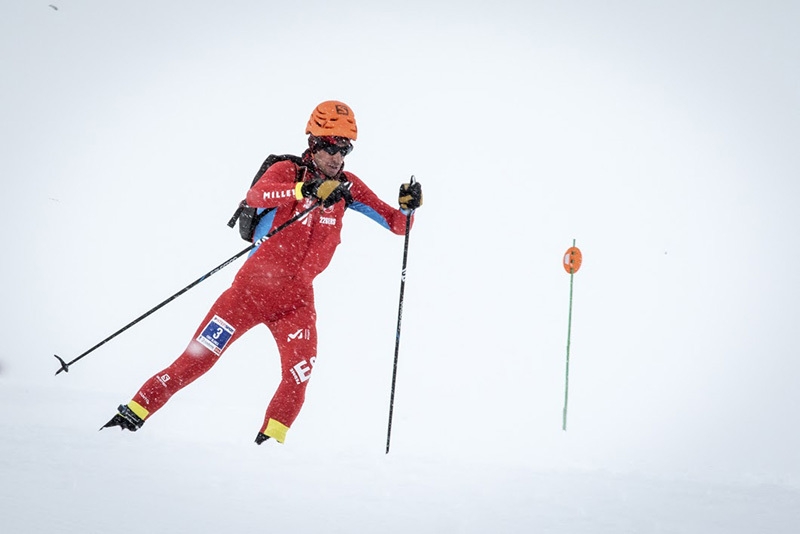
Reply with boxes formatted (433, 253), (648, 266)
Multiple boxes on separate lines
(127, 400), (150, 420)
(264, 418), (289, 443)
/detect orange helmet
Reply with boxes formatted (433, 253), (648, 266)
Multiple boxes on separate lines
(305, 100), (358, 140)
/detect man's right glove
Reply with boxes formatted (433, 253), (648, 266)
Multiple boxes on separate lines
(300, 179), (351, 208)
(399, 181), (423, 210)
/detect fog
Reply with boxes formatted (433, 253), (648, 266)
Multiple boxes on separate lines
(2, 1), (799, 531)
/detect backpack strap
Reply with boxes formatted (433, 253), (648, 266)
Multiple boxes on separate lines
(250, 154), (306, 186)
(227, 154), (310, 240)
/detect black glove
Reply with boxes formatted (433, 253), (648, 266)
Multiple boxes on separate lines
(399, 181), (423, 210)
(300, 178), (323, 199)
(301, 179), (351, 208)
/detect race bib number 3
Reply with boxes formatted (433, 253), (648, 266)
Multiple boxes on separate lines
(197, 315), (235, 355)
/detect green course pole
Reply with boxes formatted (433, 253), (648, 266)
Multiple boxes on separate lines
(562, 239), (582, 431)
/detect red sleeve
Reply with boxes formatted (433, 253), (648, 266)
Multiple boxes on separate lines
(245, 160), (300, 208)
(345, 172), (413, 235)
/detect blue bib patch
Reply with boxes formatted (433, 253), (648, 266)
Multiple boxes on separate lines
(197, 315), (235, 355)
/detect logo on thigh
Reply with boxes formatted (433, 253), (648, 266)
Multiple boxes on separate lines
(290, 356), (317, 384)
(287, 328), (311, 342)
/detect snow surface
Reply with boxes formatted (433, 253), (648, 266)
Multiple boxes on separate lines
(2, 380), (798, 533)
(3, 1), (800, 532)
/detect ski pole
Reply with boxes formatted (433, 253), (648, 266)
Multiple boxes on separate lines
(54, 201), (320, 375)
(385, 176), (416, 454)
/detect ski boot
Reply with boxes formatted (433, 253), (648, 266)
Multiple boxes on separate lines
(101, 404), (145, 432)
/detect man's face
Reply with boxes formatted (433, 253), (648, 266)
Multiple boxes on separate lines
(312, 148), (345, 178)
(310, 136), (353, 178)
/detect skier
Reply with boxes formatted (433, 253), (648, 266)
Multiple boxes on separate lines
(102, 100), (423, 444)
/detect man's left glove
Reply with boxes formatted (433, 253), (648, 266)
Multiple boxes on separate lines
(399, 181), (423, 210)
(300, 179), (352, 208)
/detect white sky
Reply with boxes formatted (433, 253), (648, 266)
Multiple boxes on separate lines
(2, 0), (800, 489)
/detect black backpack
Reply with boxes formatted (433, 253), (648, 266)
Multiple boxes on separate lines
(227, 154), (307, 241)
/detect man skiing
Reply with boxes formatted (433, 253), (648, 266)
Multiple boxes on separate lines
(102, 100), (423, 444)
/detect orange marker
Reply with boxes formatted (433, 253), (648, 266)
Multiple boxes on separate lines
(563, 246), (582, 274)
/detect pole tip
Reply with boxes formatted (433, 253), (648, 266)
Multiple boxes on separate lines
(54, 354), (69, 375)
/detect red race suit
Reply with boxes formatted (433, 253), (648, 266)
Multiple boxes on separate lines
(127, 154), (412, 443)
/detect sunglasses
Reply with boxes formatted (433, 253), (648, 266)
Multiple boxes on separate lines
(313, 138), (353, 156)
